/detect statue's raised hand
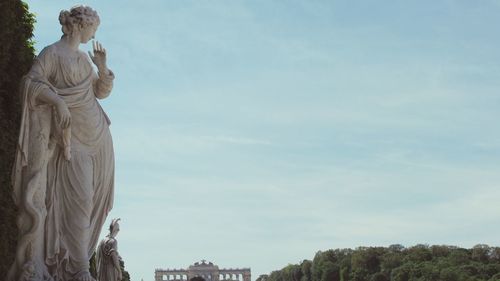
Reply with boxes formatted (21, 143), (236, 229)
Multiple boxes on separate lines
(88, 40), (107, 71)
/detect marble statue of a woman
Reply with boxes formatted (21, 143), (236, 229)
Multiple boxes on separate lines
(96, 219), (122, 281)
(8, 5), (115, 281)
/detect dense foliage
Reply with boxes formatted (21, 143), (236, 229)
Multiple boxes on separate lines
(261, 245), (500, 281)
(0, 0), (36, 278)
(120, 259), (132, 281)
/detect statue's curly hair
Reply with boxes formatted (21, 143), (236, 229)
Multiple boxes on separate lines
(59, 5), (100, 36)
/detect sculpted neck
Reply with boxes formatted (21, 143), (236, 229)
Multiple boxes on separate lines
(60, 35), (80, 51)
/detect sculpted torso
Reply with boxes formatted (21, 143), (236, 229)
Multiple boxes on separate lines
(35, 42), (113, 153)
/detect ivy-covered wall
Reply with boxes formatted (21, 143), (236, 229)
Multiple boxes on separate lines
(0, 0), (36, 278)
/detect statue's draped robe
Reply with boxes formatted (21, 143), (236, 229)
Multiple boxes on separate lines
(96, 237), (120, 281)
(10, 44), (115, 281)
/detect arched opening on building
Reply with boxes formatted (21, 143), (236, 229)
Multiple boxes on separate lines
(190, 276), (206, 281)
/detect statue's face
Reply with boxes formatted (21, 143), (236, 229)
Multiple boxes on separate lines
(80, 23), (98, 44)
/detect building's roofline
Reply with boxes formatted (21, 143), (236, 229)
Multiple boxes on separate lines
(155, 268), (251, 272)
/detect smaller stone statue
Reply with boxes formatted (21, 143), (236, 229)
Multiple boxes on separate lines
(96, 219), (122, 281)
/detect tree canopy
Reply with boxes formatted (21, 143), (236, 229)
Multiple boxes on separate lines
(264, 245), (500, 281)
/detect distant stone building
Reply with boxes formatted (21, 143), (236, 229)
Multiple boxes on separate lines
(155, 260), (251, 281)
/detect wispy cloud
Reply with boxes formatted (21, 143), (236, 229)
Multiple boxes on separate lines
(24, 0), (500, 280)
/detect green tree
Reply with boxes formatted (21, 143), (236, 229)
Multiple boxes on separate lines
(351, 268), (369, 281)
(370, 272), (388, 281)
(257, 274), (269, 281)
(461, 264), (480, 277)
(352, 247), (385, 274)
(268, 270), (284, 281)
(390, 265), (410, 281)
(264, 244), (500, 281)
(409, 262), (439, 281)
(339, 267), (349, 281)
(449, 248), (471, 266)
(440, 268), (459, 281)
(312, 251), (326, 281)
(119, 259), (131, 281)
(406, 244), (432, 263)
(388, 244), (405, 253)
(430, 245), (452, 258)
(312, 252), (342, 281)
(282, 264), (302, 281)
(482, 264), (500, 279)
(490, 248), (500, 262)
(0, 0), (35, 278)
(380, 252), (403, 273)
(320, 262), (339, 281)
(472, 245), (491, 263)
(300, 260), (312, 281)
(489, 273), (500, 281)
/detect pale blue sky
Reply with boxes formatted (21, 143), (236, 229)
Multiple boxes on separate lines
(24, 1), (500, 280)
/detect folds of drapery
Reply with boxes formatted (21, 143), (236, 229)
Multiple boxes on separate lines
(9, 65), (115, 281)
(9, 74), (54, 281)
(96, 237), (120, 281)
(94, 69), (115, 100)
(11, 69), (96, 209)
(11, 74), (53, 206)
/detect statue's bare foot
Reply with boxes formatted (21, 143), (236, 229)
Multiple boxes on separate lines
(73, 271), (95, 281)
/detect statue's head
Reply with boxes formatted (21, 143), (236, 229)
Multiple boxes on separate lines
(109, 218), (121, 237)
(59, 5), (100, 43)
